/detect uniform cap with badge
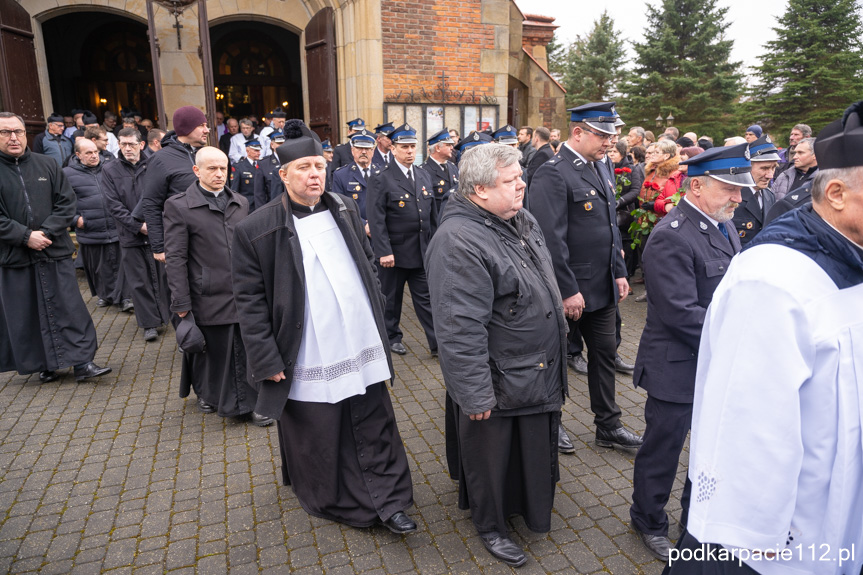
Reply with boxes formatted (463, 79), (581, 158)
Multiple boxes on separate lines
(427, 128), (454, 146)
(389, 124), (418, 145)
(374, 122), (396, 137)
(680, 142), (756, 187)
(244, 139), (262, 150)
(350, 129), (376, 148)
(491, 125), (518, 145)
(568, 102), (619, 135)
(455, 131), (493, 152)
(346, 118), (365, 131)
(270, 131), (286, 144)
(321, 139), (333, 152)
(747, 134), (780, 162)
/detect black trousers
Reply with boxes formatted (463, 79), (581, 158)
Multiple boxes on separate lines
(578, 302), (621, 430)
(569, 306), (622, 356)
(631, 395), (693, 536)
(120, 245), (170, 329)
(377, 264), (437, 350)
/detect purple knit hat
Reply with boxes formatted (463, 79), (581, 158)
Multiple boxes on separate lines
(172, 106), (207, 137)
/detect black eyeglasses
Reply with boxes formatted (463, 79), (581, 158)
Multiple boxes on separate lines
(0, 129), (26, 139)
(582, 127), (613, 142)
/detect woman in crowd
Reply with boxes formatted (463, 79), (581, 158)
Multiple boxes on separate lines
(608, 141), (644, 280)
(650, 146), (703, 216)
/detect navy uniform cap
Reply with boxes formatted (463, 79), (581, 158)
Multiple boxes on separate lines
(427, 128), (454, 146)
(245, 139), (262, 149)
(346, 118), (365, 130)
(270, 131), (286, 143)
(492, 125), (518, 145)
(455, 131), (493, 152)
(321, 139), (333, 151)
(390, 123), (417, 144)
(680, 142), (755, 186)
(569, 102), (618, 135)
(747, 135), (780, 162)
(814, 100), (863, 170)
(374, 122), (395, 136)
(350, 129), (376, 148)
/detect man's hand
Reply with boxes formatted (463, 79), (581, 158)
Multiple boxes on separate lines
(267, 371), (286, 382)
(76, 217), (84, 229)
(140, 222), (148, 235)
(177, 311), (188, 318)
(616, 277), (630, 302)
(153, 252), (166, 263)
(26, 231), (52, 251)
(365, 222), (371, 237)
(380, 254), (395, 268)
(562, 293), (585, 320)
(469, 410), (491, 421)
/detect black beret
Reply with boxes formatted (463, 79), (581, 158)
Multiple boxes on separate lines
(814, 100), (863, 170)
(175, 312), (206, 354)
(275, 119), (322, 165)
(47, 113), (64, 123)
(81, 112), (98, 125)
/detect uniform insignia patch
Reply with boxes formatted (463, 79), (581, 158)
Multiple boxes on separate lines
(439, 180), (445, 186)
(244, 180), (249, 184)
(353, 194), (358, 199)
(746, 222), (753, 229)
(584, 202), (593, 211)
(454, 177), (459, 181)
(398, 201), (405, 207)
(670, 220), (679, 228)
(590, 190), (596, 196)
(423, 191), (428, 195)
(791, 194), (798, 200)
(739, 230), (746, 238)
(700, 222), (708, 230)
(355, 185), (361, 191)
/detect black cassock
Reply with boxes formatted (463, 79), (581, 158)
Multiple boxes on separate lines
(78, 242), (127, 304)
(120, 245), (170, 329)
(0, 259), (97, 374)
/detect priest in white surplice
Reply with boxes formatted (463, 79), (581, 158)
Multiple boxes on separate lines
(230, 120), (416, 534)
(666, 102), (863, 575)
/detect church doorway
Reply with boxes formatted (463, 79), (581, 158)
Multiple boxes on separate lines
(42, 11), (157, 122)
(209, 21), (302, 121)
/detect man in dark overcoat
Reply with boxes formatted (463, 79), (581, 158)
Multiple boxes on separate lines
(629, 144), (751, 560)
(231, 120), (415, 534)
(366, 123), (438, 356)
(163, 146), (270, 426)
(0, 112), (111, 382)
(530, 102), (642, 451)
(102, 127), (171, 342)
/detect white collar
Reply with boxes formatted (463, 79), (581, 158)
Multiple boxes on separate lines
(564, 142), (587, 164)
(395, 160), (412, 177)
(684, 196), (720, 228)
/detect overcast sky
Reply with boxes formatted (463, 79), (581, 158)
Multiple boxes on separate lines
(514, 0), (792, 76)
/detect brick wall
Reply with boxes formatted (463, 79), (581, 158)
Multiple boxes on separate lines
(381, 0), (496, 101)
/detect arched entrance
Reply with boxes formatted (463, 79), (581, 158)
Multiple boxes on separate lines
(210, 21), (302, 120)
(41, 11), (156, 121)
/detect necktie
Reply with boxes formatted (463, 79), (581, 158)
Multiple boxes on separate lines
(385, 154), (390, 165)
(718, 222), (730, 241)
(406, 168), (413, 183)
(254, 161), (258, 170)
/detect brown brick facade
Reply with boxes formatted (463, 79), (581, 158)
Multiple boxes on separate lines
(381, 0), (496, 101)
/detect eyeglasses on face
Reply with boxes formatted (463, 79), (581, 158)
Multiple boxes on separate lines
(582, 127), (613, 142)
(0, 129), (26, 139)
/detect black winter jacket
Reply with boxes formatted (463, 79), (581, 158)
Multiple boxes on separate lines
(425, 193), (568, 416)
(102, 154), (150, 248)
(63, 156), (118, 245)
(136, 132), (199, 254)
(0, 149), (77, 267)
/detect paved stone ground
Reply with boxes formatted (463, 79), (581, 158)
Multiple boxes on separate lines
(0, 273), (689, 574)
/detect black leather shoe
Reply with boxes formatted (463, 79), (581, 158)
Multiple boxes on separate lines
(632, 522), (672, 561)
(39, 370), (59, 383)
(390, 342), (407, 355)
(120, 300), (134, 313)
(614, 355), (635, 374)
(479, 532), (527, 567)
(558, 424), (575, 454)
(196, 397), (216, 414)
(143, 328), (158, 341)
(96, 298), (110, 307)
(250, 412), (274, 427)
(596, 426), (643, 449)
(73, 362), (111, 381)
(381, 511), (417, 534)
(567, 353), (588, 374)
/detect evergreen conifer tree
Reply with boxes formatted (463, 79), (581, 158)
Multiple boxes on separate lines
(620, 0), (742, 138)
(746, 0), (863, 142)
(561, 11), (626, 106)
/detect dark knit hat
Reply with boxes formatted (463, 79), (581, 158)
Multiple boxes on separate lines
(47, 113), (64, 123)
(81, 111), (98, 125)
(172, 106), (207, 137)
(676, 136), (694, 148)
(814, 100), (863, 170)
(275, 119), (322, 165)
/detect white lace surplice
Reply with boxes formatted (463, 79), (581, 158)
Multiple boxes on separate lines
(288, 210), (391, 404)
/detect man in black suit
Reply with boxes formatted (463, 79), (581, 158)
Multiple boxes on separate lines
(530, 102), (642, 452)
(629, 144), (751, 560)
(330, 118), (365, 173)
(731, 134), (778, 245)
(526, 126), (553, 187)
(229, 139), (264, 212)
(419, 128), (459, 214)
(367, 124), (438, 357)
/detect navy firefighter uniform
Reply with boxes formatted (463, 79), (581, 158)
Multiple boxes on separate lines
(332, 129), (379, 223)
(730, 135), (778, 246)
(420, 128), (459, 215)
